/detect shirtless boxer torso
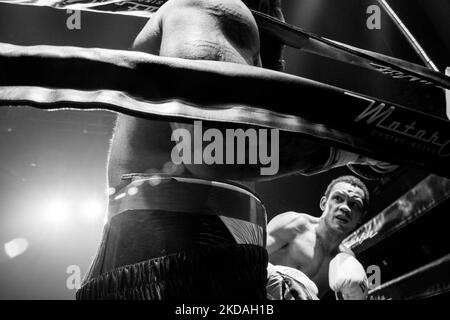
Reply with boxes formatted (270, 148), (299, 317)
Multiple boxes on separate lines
(109, 0), (391, 193)
(79, 0), (285, 300)
(77, 0), (391, 300)
(267, 176), (370, 299)
(108, 0), (261, 192)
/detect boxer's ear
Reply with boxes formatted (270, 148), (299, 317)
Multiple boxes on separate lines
(319, 196), (327, 211)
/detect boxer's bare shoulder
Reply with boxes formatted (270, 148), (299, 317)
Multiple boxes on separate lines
(268, 212), (323, 273)
(267, 212), (315, 248)
(268, 211), (311, 231)
(269, 212), (323, 237)
(134, 0), (261, 65)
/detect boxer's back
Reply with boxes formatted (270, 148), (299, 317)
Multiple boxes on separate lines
(158, 0), (261, 65)
(108, 0), (262, 191)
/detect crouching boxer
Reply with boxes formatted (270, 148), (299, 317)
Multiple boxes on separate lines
(267, 176), (369, 300)
(77, 0), (390, 300)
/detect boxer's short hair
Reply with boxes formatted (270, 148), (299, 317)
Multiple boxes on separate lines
(324, 175), (370, 212)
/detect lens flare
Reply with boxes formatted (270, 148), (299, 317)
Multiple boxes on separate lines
(4, 238), (29, 259)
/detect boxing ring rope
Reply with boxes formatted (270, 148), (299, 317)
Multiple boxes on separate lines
(345, 2), (450, 299)
(376, 0), (439, 72)
(251, 11), (448, 90)
(343, 0), (446, 253)
(0, 0), (449, 299)
(0, 0), (449, 90)
(1, 42), (449, 178)
(343, 174), (450, 299)
(343, 174), (450, 254)
(369, 253), (450, 300)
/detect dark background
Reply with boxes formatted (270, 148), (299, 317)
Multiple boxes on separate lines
(0, 0), (449, 299)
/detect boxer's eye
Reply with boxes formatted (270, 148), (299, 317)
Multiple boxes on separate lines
(350, 201), (363, 211)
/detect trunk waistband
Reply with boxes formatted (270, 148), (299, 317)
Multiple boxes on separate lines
(108, 174), (267, 229)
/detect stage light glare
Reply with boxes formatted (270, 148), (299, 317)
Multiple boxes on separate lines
(148, 174), (162, 186)
(81, 199), (104, 221)
(114, 193), (126, 200)
(42, 199), (69, 227)
(4, 238), (29, 259)
(127, 187), (138, 196)
(106, 187), (116, 196)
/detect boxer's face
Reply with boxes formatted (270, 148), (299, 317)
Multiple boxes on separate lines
(320, 182), (366, 235)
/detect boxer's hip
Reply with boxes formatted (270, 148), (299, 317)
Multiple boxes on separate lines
(77, 174), (268, 300)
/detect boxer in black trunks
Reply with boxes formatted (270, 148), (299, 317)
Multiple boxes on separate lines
(76, 0), (394, 300)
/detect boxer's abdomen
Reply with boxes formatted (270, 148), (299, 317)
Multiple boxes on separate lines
(107, 116), (175, 190)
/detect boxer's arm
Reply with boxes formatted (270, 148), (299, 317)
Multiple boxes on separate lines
(266, 212), (307, 254)
(132, 4), (163, 54)
(108, 8), (169, 192)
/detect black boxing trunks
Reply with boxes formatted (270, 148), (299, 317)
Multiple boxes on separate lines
(76, 175), (268, 300)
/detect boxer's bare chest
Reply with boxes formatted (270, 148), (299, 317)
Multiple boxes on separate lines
(287, 230), (333, 294)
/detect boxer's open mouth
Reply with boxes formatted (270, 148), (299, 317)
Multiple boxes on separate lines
(335, 216), (349, 224)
